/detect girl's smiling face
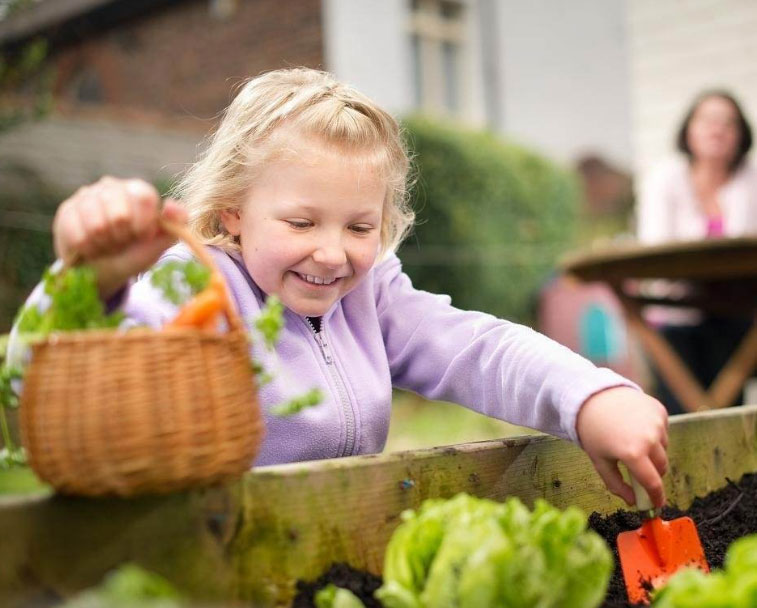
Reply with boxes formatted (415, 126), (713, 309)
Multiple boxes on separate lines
(221, 141), (386, 317)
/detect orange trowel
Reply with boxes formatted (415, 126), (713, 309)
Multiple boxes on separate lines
(617, 473), (709, 604)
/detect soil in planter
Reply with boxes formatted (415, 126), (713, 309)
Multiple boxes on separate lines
(292, 472), (757, 608)
(292, 562), (383, 608)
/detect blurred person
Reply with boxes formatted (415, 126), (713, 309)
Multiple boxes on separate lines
(10, 68), (669, 507)
(636, 89), (757, 413)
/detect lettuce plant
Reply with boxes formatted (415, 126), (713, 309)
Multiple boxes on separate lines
(652, 534), (757, 607)
(376, 493), (612, 608)
(315, 584), (367, 608)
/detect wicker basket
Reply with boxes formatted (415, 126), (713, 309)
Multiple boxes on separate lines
(19, 221), (264, 497)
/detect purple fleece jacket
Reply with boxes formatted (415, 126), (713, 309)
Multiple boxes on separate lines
(10, 244), (636, 466)
(112, 244), (635, 466)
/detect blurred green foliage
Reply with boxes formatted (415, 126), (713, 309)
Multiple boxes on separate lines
(0, 163), (59, 332)
(400, 116), (581, 324)
(0, 38), (52, 131)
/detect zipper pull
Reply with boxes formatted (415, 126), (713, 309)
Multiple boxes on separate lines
(314, 332), (333, 364)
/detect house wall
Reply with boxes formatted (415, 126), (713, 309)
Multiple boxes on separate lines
(322, 0), (632, 167)
(322, 0), (413, 117)
(628, 0), (757, 174)
(52, 0), (323, 119)
(495, 0), (632, 167)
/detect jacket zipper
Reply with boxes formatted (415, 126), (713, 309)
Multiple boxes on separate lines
(304, 317), (356, 456)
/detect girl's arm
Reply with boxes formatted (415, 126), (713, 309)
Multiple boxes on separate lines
(374, 254), (668, 507)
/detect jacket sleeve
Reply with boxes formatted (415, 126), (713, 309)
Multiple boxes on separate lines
(374, 254), (638, 442)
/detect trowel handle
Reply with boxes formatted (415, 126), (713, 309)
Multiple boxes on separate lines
(629, 471), (655, 513)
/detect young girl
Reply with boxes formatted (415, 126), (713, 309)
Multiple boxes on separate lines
(27, 68), (668, 507)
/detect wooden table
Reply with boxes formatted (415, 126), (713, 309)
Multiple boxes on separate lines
(562, 237), (757, 412)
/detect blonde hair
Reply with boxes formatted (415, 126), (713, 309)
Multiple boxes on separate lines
(172, 68), (414, 256)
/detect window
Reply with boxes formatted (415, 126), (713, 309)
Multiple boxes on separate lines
(208, 0), (237, 21)
(408, 0), (465, 116)
(69, 65), (104, 104)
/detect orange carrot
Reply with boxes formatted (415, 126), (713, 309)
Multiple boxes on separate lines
(168, 287), (224, 328)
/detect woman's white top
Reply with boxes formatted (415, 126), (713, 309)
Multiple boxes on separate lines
(636, 157), (757, 325)
(637, 157), (757, 244)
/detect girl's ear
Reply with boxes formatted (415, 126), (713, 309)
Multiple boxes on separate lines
(219, 208), (242, 236)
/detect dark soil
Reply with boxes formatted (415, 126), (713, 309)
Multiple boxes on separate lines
(292, 473), (757, 608)
(292, 562), (383, 608)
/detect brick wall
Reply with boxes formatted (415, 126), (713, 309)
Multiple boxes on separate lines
(628, 0), (757, 174)
(55, 0), (324, 120)
(0, 0), (324, 192)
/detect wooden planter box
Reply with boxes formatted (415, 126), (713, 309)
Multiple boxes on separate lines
(2, 404), (757, 607)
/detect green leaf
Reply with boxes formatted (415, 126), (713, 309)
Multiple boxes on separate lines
(315, 584), (367, 608)
(61, 563), (184, 607)
(149, 260), (211, 306)
(271, 388), (323, 417)
(255, 295), (284, 350)
(16, 266), (124, 336)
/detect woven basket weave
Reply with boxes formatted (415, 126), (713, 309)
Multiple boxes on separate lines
(19, 221), (264, 497)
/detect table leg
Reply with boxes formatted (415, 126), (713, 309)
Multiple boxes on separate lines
(611, 286), (713, 412)
(707, 320), (757, 408)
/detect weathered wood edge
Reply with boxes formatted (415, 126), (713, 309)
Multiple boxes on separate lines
(1, 406), (756, 607)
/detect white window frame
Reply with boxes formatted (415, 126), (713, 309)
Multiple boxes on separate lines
(408, 0), (467, 117)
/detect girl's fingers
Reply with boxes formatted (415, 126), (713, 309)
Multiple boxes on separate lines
(161, 198), (188, 224)
(101, 181), (136, 249)
(625, 456), (666, 508)
(77, 187), (112, 256)
(53, 198), (87, 263)
(649, 441), (668, 477)
(127, 180), (162, 239)
(593, 458), (634, 506)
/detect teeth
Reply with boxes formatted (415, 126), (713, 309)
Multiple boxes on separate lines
(300, 273), (336, 285)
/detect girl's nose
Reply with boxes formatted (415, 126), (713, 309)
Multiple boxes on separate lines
(312, 243), (347, 268)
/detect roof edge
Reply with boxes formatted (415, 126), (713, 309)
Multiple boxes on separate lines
(0, 0), (118, 47)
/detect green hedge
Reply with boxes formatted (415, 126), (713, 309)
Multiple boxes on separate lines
(399, 117), (580, 324)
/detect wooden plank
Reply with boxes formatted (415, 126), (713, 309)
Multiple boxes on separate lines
(1, 406), (756, 607)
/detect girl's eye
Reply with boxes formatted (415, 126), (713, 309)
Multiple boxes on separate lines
(349, 224), (374, 235)
(285, 220), (312, 229)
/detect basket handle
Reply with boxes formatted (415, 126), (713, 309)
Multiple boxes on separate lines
(157, 218), (245, 333)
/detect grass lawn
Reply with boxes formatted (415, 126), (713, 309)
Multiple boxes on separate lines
(385, 390), (539, 453)
(0, 465), (49, 495)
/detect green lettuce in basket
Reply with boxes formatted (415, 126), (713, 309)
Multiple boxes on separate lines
(1, 261), (321, 469)
(376, 493), (612, 608)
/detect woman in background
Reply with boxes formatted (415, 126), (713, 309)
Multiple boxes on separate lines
(637, 89), (757, 413)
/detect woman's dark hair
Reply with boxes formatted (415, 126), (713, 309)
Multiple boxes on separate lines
(676, 89), (753, 171)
